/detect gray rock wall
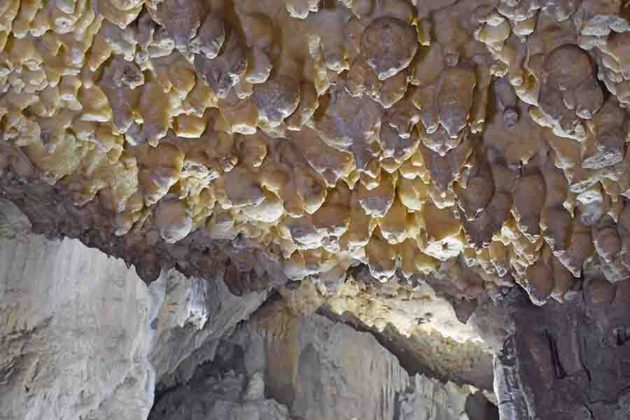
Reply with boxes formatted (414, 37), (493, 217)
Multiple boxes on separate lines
(0, 234), (156, 420)
(494, 281), (630, 419)
(152, 300), (479, 420)
(0, 231), (267, 420)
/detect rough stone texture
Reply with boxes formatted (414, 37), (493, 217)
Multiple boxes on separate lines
(0, 220), (488, 419)
(0, 227), (268, 419)
(325, 273), (487, 344)
(494, 281), (630, 419)
(398, 375), (480, 420)
(0, 175), (289, 295)
(0, 233), (156, 420)
(6, 1), (630, 418)
(149, 370), (290, 420)
(4, 0), (630, 306)
(340, 318), (495, 393)
(152, 299), (479, 420)
(0, 197), (30, 241)
(274, 267), (496, 392)
(149, 269), (267, 388)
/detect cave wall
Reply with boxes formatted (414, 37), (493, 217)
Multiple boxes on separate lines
(0, 230), (156, 419)
(0, 205), (490, 420)
(0, 212), (267, 419)
(151, 299), (480, 420)
(4, 0), (630, 418)
(495, 281), (630, 419)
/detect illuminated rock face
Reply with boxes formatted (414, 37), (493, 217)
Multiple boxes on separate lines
(151, 299), (480, 420)
(0, 223), (491, 420)
(3, 0), (630, 304)
(0, 220), (269, 420)
(0, 231), (157, 420)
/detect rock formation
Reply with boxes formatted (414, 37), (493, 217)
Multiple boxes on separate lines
(2, 0), (630, 418)
(0, 206), (494, 419)
(151, 299), (480, 420)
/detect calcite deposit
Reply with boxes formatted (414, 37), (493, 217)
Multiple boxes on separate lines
(2, 0), (630, 307)
(4, 0), (630, 418)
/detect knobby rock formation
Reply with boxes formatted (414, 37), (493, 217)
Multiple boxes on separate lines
(2, 0), (630, 418)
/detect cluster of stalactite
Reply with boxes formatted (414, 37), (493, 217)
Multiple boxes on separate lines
(2, 0), (630, 303)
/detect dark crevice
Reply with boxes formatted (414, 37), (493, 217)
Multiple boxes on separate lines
(151, 290), (282, 407)
(545, 330), (567, 379)
(615, 326), (630, 346)
(582, 403), (595, 419)
(465, 391), (500, 420)
(578, 332), (593, 385)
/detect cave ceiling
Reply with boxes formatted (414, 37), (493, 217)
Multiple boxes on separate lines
(1, 0), (630, 304)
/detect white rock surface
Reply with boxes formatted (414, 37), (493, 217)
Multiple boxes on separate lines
(150, 269), (268, 388)
(326, 277), (487, 343)
(154, 300), (475, 420)
(261, 309), (474, 420)
(0, 234), (156, 420)
(398, 375), (472, 420)
(0, 231), (267, 420)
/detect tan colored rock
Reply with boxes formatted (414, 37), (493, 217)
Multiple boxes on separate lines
(253, 75), (300, 127)
(155, 198), (192, 243)
(365, 230), (397, 280)
(361, 17), (417, 81)
(5, 0), (630, 300)
(398, 176), (429, 212)
(356, 170), (395, 218)
(193, 28), (248, 99)
(422, 203), (464, 261)
(512, 172), (545, 237)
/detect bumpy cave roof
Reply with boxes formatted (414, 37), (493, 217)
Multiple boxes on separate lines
(1, 0), (630, 306)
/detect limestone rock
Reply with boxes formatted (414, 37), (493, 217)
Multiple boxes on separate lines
(6, 0), (630, 418)
(0, 198), (30, 241)
(0, 234), (156, 420)
(4, 0), (630, 306)
(0, 228), (267, 419)
(494, 281), (630, 419)
(152, 300), (480, 420)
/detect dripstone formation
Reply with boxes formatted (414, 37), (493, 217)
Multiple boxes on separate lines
(2, 0), (630, 419)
